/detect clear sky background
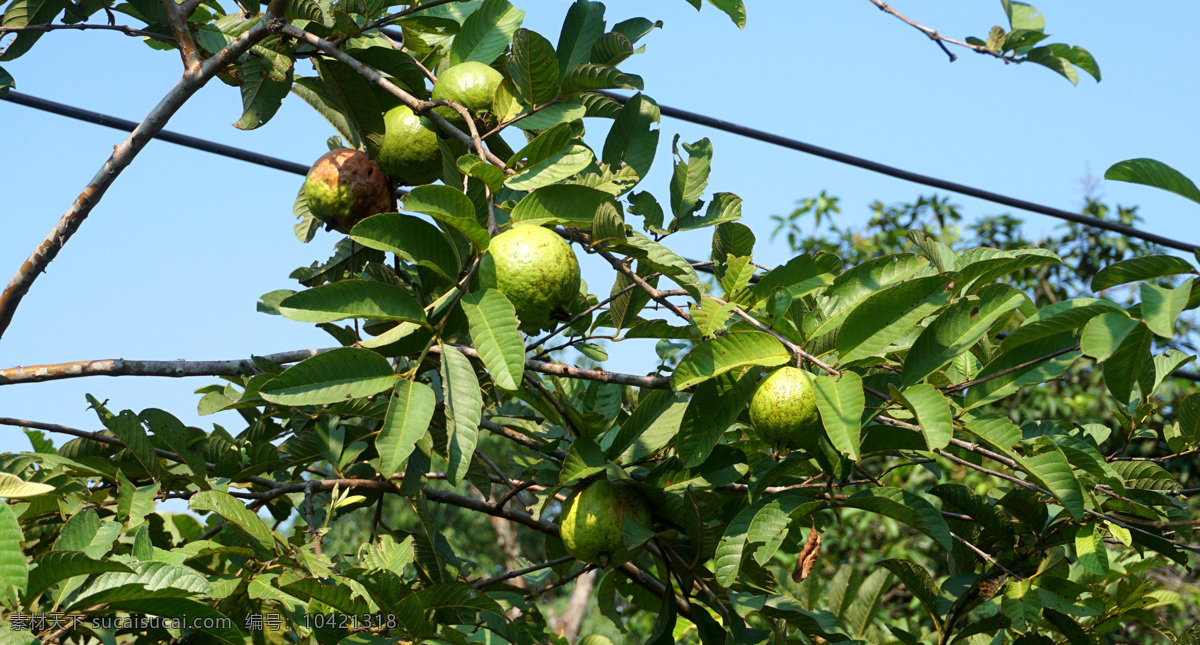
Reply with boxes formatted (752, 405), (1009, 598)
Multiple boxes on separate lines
(2, 1), (1198, 454)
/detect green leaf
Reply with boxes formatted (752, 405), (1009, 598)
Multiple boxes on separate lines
(1002, 0), (1044, 31)
(346, 46), (428, 100)
(616, 231), (705, 301)
(108, 410), (165, 480)
(1090, 254), (1196, 291)
(669, 136), (712, 219)
(190, 490), (276, 559)
(843, 567), (891, 639)
(0, 505), (27, 606)
(1102, 320), (1154, 404)
(560, 436), (606, 485)
(601, 93), (660, 183)
(714, 492), (819, 586)
(893, 383), (953, 451)
(809, 253), (930, 339)
(505, 143), (593, 191)
(0, 66), (13, 95)
(1105, 158), (1200, 206)
(560, 63), (642, 94)
(751, 253), (841, 305)
(316, 59), (385, 157)
(609, 390), (688, 462)
(510, 184), (614, 227)
(592, 199), (628, 246)
(279, 280), (427, 324)
(670, 331), (790, 390)
(555, 0), (606, 79)
(675, 192), (742, 232)
(836, 274), (955, 364)
(25, 552), (132, 603)
(460, 289), (526, 390)
(1177, 621), (1200, 645)
(0, 0), (69, 60)
(591, 31), (633, 66)
(677, 368), (759, 467)
(812, 371), (865, 460)
(0, 471), (53, 498)
(705, 0), (745, 28)
(233, 56), (291, 130)
(878, 559), (944, 636)
(291, 77), (361, 150)
(1074, 522), (1108, 575)
(1142, 277), (1194, 337)
(507, 28), (559, 108)
(840, 487), (953, 552)
(402, 185), (490, 250)
(1080, 312), (1139, 361)
(439, 344), (483, 486)
(449, 0), (524, 66)
(689, 295), (735, 338)
(377, 380), (437, 478)
(901, 284), (1027, 386)
(999, 298), (1122, 352)
(350, 213), (462, 281)
(260, 348), (397, 405)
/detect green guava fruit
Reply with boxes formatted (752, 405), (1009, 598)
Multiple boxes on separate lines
(302, 148), (394, 232)
(577, 636), (614, 645)
(559, 479), (651, 566)
(376, 105), (442, 186)
(749, 366), (822, 450)
(478, 224), (581, 333)
(431, 61), (502, 123)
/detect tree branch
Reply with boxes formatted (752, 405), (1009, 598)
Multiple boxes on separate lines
(0, 19), (272, 343)
(0, 344), (671, 389)
(867, 0), (1017, 63)
(0, 23), (175, 42)
(159, 0), (202, 70)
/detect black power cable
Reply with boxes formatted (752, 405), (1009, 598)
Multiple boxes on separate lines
(1, 91), (310, 176)
(596, 90), (1200, 255)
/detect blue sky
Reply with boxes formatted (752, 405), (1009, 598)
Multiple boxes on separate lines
(1, 1), (1198, 453)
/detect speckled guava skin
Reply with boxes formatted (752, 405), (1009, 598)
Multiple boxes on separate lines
(478, 224), (581, 332)
(749, 367), (821, 449)
(432, 61), (502, 120)
(376, 105), (442, 186)
(302, 148), (394, 232)
(560, 479), (652, 566)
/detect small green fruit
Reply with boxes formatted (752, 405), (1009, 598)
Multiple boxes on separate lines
(431, 61), (502, 122)
(749, 366), (821, 450)
(302, 148), (393, 232)
(478, 224), (581, 332)
(377, 105), (442, 186)
(560, 479), (651, 566)
(577, 636), (614, 645)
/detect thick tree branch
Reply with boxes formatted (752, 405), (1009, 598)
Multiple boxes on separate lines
(0, 19), (271, 343)
(0, 344), (671, 389)
(159, 0), (202, 70)
(0, 23), (175, 42)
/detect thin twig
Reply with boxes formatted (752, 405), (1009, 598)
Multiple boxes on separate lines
(0, 23), (175, 42)
(472, 555), (575, 589)
(867, 0), (1017, 63)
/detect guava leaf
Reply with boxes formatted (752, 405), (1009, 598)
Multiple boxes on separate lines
(460, 288), (526, 390)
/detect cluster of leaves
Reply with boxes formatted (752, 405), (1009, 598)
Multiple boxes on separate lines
(5, 0), (1200, 644)
(965, 0), (1100, 85)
